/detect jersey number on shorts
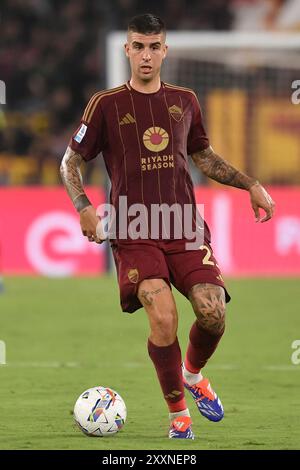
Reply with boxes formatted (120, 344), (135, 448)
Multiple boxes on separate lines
(199, 245), (215, 266)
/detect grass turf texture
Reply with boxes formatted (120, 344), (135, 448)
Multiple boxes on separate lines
(0, 276), (299, 450)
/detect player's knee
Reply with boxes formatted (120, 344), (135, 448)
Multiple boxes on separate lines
(190, 284), (226, 336)
(150, 309), (178, 344)
(138, 279), (178, 344)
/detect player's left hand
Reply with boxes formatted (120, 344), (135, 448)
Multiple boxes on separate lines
(249, 183), (275, 223)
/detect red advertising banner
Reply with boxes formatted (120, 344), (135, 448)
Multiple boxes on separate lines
(195, 187), (300, 276)
(0, 187), (106, 275)
(0, 186), (299, 276)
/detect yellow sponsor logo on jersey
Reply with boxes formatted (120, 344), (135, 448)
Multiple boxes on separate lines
(141, 154), (174, 171)
(143, 127), (169, 152)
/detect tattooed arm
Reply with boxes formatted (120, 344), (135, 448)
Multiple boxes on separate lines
(192, 146), (275, 222)
(60, 147), (91, 212)
(192, 146), (256, 190)
(60, 147), (104, 242)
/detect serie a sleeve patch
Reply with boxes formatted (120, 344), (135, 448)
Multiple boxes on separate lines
(74, 123), (87, 143)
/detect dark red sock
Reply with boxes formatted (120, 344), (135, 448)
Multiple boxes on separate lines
(148, 337), (187, 413)
(185, 321), (224, 373)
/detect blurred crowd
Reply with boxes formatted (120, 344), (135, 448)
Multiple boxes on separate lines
(0, 0), (300, 185)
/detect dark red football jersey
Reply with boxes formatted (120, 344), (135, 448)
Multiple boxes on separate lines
(70, 81), (210, 242)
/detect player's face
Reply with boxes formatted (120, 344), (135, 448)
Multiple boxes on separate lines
(125, 32), (168, 83)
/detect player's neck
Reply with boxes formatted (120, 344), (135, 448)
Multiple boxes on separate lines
(129, 76), (161, 94)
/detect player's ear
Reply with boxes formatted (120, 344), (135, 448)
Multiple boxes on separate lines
(124, 43), (130, 58)
(162, 44), (168, 60)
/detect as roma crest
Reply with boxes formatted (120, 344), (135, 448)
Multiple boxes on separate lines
(168, 104), (183, 122)
(128, 268), (139, 284)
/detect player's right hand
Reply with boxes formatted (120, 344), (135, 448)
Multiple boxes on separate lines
(79, 205), (105, 243)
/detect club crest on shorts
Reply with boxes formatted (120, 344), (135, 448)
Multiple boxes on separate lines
(128, 268), (139, 284)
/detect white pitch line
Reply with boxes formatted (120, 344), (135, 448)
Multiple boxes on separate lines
(2, 361), (81, 368)
(207, 364), (239, 370)
(2, 362), (239, 370)
(123, 363), (240, 370)
(123, 362), (144, 368)
(263, 365), (300, 371)
(209, 364), (300, 371)
(2, 362), (298, 371)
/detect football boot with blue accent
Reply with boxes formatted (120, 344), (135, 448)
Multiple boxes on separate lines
(183, 377), (224, 422)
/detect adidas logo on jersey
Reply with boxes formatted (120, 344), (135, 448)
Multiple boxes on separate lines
(119, 113), (136, 125)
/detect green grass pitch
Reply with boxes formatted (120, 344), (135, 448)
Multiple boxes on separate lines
(0, 275), (299, 450)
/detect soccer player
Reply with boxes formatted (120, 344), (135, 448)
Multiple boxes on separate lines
(60, 14), (275, 439)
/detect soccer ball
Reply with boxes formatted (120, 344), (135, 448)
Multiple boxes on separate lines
(74, 386), (127, 437)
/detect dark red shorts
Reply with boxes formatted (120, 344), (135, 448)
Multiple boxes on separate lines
(111, 239), (231, 313)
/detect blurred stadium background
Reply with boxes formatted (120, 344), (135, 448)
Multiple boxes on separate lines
(0, 0), (300, 450)
(0, 0), (300, 278)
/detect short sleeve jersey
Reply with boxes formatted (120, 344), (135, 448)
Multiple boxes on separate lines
(70, 81), (210, 240)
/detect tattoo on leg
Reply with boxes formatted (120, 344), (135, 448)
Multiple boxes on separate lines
(139, 286), (168, 307)
(188, 283), (226, 335)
